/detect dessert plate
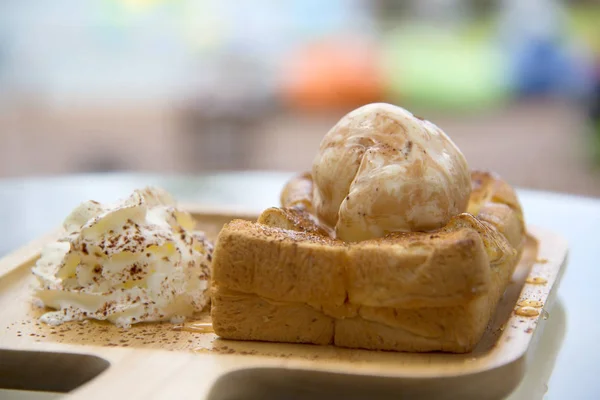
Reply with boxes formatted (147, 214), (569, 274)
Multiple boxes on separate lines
(0, 206), (568, 400)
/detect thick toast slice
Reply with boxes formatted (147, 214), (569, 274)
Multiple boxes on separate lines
(211, 171), (525, 353)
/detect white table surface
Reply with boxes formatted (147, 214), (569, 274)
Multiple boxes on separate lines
(0, 172), (598, 399)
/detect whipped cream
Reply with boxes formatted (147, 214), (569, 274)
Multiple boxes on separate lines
(312, 103), (471, 242)
(32, 187), (213, 328)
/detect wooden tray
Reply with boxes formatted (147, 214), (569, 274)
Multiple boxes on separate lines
(0, 207), (568, 400)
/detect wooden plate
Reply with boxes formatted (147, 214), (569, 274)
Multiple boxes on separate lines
(0, 207), (568, 400)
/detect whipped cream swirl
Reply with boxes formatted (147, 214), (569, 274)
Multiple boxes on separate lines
(32, 187), (213, 328)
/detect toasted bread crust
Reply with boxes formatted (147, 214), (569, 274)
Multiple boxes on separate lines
(211, 170), (525, 353)
(279, 172), (314, 213)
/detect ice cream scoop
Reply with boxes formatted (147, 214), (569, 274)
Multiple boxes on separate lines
(32, 187), (212, 328)
(312, 103), (471, 242)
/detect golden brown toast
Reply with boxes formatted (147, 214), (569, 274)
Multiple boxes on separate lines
(211, 171), (525, 353)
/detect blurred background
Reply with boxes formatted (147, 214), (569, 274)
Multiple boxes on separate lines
(1, 0), (600, 196)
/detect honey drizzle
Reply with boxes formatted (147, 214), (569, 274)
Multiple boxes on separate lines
(517, 299), (543, 308)
(525, 276), (547, 285)
(515, 306), (540, 317)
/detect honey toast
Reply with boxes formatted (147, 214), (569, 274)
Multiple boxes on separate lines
(211, 171), (525, 353)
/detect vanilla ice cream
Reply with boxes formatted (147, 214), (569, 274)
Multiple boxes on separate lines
(312, 103), (471, 242)
(32, 187), (213, 328)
